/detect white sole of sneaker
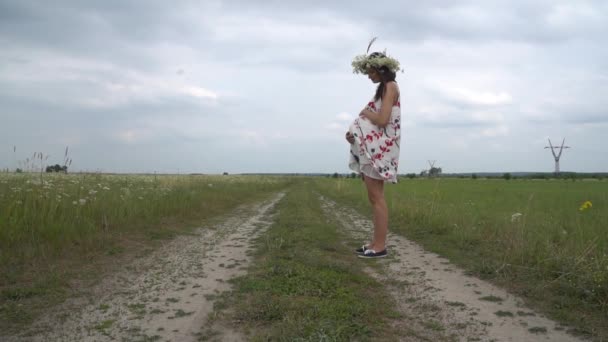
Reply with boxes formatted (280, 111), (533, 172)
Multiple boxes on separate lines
(357, 254), (388, 259)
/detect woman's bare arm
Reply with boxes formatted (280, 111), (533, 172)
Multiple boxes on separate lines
(360, 82), (398, 128)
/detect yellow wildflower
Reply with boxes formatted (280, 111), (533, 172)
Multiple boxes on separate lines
(579, 200), (593, 211)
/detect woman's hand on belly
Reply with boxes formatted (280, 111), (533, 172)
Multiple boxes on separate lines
(345, 131), (355, 144)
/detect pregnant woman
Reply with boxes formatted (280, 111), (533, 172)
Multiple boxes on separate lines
(345, 38), (402, 259)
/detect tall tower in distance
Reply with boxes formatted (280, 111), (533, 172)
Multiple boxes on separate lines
(544, 138), (570, 175)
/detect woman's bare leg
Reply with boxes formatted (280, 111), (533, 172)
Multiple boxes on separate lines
(363, 175), (388, 251)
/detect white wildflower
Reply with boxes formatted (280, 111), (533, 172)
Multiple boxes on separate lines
(89, 190), (98, 195)
(79, 198), (87, 205)
(208, 183), (213, 187)
(511, 212), (523, 222)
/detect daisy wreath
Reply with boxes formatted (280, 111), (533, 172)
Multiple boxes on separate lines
(351, 37), (402, 74)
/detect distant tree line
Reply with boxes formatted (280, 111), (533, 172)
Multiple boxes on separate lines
(327, 172), (606, 180)
(45, 164), (68, 173)
(446, 172), (606, 181)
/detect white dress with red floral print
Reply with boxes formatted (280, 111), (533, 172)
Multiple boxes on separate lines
(348, 93), (401, 183)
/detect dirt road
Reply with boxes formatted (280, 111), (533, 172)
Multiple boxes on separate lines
(4, 192), (588, 341)
(320, 195), (585, 342)
(4, 193), (285, 342)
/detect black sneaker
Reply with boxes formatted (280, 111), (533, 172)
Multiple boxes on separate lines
(357, 249), (388, 259)
(355, 245), (369, 255)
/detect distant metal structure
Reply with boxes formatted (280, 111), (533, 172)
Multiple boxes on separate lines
(427, 160), (440, 177)
(544, 138), (570, 175)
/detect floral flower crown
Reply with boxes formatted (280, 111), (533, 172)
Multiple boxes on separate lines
(351, 37), (402, 74)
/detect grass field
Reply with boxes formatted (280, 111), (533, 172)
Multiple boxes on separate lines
(314, 177), (608, 339)
(0, 172), (291, 329)
(1, 173), (606, 339)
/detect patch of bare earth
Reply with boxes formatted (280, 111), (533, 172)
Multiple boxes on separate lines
(320, 196), (585, 342)
(4, 192), (284, 342)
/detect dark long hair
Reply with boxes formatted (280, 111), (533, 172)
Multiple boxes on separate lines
(374, 66), (397, 101)
(368, 52), (397, 101)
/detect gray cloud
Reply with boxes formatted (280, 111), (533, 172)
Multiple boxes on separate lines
(222, 0), (608, 43)
(1, 0), (607, 173)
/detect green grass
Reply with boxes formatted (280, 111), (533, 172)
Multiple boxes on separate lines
(314, 177), (608, 340)
(0, 173), (289, 267)
(422, 320), (444, 332)
(3, 174), (607, 339)
(127, 303), (147, 316)
(0, 172), (290, 332)
(208, 182), (403, 341)
(169, 309), (193, 319)
(445, 301), (466, 307)
(479, 296), (503, 303)
(528, 326), (548, 334)
(94, 319), (115, 332)
(494, 310), (514, 317)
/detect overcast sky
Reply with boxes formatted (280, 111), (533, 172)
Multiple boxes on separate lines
(1, 1), (607, 174)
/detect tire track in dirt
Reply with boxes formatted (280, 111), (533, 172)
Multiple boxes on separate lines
(5, 192), (285, 342)
(320, 195), (585, 342)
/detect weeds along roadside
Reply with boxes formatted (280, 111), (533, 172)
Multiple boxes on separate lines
(313, 177), (608, 340)
(0, 173), (292, 332)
